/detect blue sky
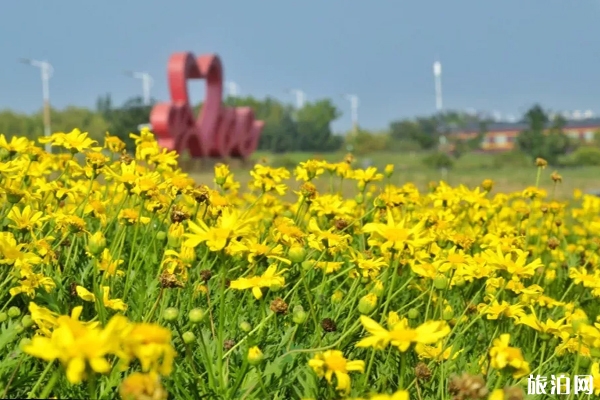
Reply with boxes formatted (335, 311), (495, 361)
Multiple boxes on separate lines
(2, 0), (600, 133)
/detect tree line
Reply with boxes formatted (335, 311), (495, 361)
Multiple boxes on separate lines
(1, 95), (599, 164)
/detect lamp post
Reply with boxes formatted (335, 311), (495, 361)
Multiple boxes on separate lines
(124, 71), (153, 106)
(20, 58), (53, 153)
(433, 60), (443, 112)
(286, 89), (306, 109)
(343, 94), (359, 134)
(225, 81), (240, 98)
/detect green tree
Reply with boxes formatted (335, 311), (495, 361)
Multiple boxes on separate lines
(516, 105), (569, 165)
(99, 96), (155, 151)
(295, 100), (343, 152)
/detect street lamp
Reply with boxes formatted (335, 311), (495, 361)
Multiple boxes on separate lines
(433, 60), (443, 112)
(124, 71), (154, 106)
(225, 81), (240, 98)
(342, 94), (359, 133)
(20, 58), (53, 153)
(286, 89), (306, 109)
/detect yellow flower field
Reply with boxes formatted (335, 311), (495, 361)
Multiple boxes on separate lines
(1, 128), (600, 399)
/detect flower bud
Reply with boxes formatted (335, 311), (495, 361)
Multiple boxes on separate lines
(433, 276), (448, 290)
(288, 246), (307, 264)
(331, 290), (344, 304)
(162, 307), (179, 322)
(19, 338), (31, 351)
(247, 346), (264, 365)
(168, 223), (184, 248)
(358, 293), (378, 314)
(8, 307), (21, 319)
(442, 306), (454, 321)
(292, 306), (308, 324)
(21, 315), (33, 328)
(408, 308), (419, 319)
(355, 193), (364, 204)
(301, 260), (314, 271)
(481, 179), (494, 192)
(14, 323), (24, 333)
(357, 181), (366, 192)
(239, 321), (252, 332)
(182, 331), (196, 344)
(156, 231), (167, 241)
(188, 308), (206, 324)
(384, 164), (394, 178)
(87, 231), (106, 255)
(0, 312), (7, 323)
(370, 281), (385, 297)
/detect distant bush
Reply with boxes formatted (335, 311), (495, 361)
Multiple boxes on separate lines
(491, 151), (531, 169)
(423, 152), (454, 169)
(562, 146), (600, 167)
(387, 139), (423, 153)
(350, 130), (390, 155)
(272, 155), (299, 170)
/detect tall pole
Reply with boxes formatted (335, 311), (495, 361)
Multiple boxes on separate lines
(226, 81), (240, 97)
(125, 71), (154, 106)
(288, 89), (306, 109)
(344, 94), (359, 133)
(20, 58), (53, 154)
(433, 61), (443, 112)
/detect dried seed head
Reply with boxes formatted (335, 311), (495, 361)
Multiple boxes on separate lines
(270, 298), (289, 314)
(192, 185), (210, 204)
(503, 386), (525, 400)
(223, 339), (236, 351)
(415, 362), (432, 382)
(334, 218), (349, 231)
(200, 270), (212, 282)
(448, 372), (489, 400)
(159, 272), (184, 289)
(535, 157), (548, 168)
(551, 171), (562, 183)
(120, 153), (134, 165)
(170, 207), (190, 223)
(299, 182), (317, 201)
(548, 237), (560, 250)
(321, 318), (337, 332)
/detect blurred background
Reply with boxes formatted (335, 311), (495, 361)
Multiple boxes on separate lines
(2, 0), (600, 196)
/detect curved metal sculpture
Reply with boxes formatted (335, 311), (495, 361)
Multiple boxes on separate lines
(150, 52), (264, 159)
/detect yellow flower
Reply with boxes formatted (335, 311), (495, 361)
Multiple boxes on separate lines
(7, 205), (45, 231)
(39, 128), (101, 153)
(119, 372), (167, 400)
(370, 390), (409, 400)
(488, 334), (530, 379)
(229, 265), (286, 299)
(102, 286), (128, 312)
(247, 346), (264, 365)
(356, 315), (450, 352)
(308, 350), (364, 395)
(76, 286), (96, 302)
(24, 307), (113, 384)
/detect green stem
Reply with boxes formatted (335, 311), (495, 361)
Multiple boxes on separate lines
(28, 361), (54, 399)
(38, 368), (60, 399)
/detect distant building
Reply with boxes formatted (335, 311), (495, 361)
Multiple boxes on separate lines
(447, 118), (600, 152)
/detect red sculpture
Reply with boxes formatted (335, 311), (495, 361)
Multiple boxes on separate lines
(150, 52), (264, 159)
